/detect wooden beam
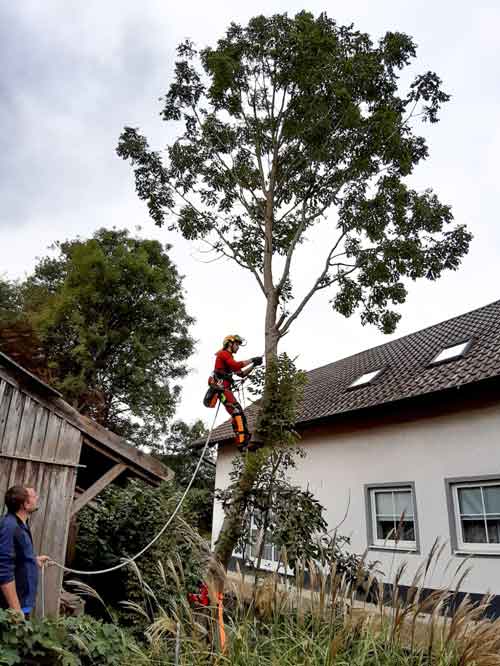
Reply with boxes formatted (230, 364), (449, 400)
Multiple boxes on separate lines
(77, 416), (173, 483)
(0, 452), (86, 468)
(71, 463), (126, 517)
(82, 438), (152, 484)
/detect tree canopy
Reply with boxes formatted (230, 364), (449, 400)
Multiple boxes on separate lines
(0, 228), (194, 447)
(118, 11), (471, 349)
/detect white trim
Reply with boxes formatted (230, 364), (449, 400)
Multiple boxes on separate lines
(234, 516), (293, 575)
(452, 481), (500, 554)
(369, 486), (417, 551)
(430, 340), (470, 365)
(348, 368), (383, 388)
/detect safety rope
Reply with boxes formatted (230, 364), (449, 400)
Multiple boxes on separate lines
(47, 402), (221, 577)
(41, 561), (46, 617)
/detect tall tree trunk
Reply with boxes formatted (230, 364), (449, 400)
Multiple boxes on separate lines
(210, 193), (279, 586)
(211, 293), (278, 572)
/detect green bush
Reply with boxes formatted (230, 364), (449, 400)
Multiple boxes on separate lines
(74, 479), (206, 628)
(0, 610), (144, 666)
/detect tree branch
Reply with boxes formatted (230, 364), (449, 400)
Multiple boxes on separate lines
(212, 227), (266, 295)
(249, 75), (268, 194)
(278, 232), (349, 336)
(190, 105), (263, 213)
(276, 196), (337, 294)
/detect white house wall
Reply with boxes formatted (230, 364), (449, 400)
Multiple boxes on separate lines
(213, 401), (500, 596)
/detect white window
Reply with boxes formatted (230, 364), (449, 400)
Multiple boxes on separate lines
(249, 520), (280, 570)
(451, 482), (500, 553)
(233, 511), (281, 572)
(368, 486), (417, 551)
(430, 341), (470, 365)
(348, 368), (383, 388)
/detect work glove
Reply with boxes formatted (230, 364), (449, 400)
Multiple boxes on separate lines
(251, 356), (263, 366)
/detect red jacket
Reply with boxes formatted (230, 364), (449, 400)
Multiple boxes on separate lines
(214, 350), (246, 388)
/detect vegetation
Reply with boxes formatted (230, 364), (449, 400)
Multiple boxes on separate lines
(116, 545), (500, 665)
(0, 610), (145, 666)
(3, 544), (500, 664)
(0, 228), (194, 448)
(160, 420), (215, 536)
(118, 10), (472, 571)
(74, 480), (207, 629)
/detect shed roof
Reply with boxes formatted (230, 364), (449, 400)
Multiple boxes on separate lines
(0, 352), (172, 485)
(208, 299), (500, 444)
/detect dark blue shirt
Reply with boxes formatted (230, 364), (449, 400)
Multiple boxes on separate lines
(0, 513), (38, 612)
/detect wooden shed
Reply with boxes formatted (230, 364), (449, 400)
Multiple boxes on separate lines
(0, 351), (173, 616)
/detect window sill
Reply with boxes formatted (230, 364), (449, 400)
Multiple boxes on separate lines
(454, 549), (500, 558)
(254, 559), (294, 575)
(369, 544), (419, 554)
(233, 555), (293, 575)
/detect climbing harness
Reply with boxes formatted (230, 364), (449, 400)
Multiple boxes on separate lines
(204, 372), (251, 450)
(204, 334), (262, 452)
(46, 402), (221, 579)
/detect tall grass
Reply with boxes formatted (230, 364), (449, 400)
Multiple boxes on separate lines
(105, 536), (500, 666)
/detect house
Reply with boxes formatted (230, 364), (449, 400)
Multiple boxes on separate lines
(0, 351), (173, 616)
(210, 299), (500, 612)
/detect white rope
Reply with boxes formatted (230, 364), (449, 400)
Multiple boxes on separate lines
(48, 403), (221, 576)
(41, 562), (46, 617)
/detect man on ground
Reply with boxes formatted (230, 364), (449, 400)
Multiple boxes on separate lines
(0, 486), (49, 617)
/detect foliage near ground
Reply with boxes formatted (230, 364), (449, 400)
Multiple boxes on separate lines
(0, 610), (146, 666)
(159, 419), (215, 537)
(130, 547), (500, 665)
(74, 480), (207, 629)
(5, 545), (500, 665)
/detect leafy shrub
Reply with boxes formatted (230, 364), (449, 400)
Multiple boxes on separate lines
(0, 610), (144, 666)
(74, 479), (206, 628)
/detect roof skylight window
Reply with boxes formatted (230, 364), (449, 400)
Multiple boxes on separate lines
(430, 340), (471, 365)
(348, 368), (383, 389)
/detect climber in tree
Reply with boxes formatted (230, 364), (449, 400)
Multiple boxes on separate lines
(204, 334), (262, 452)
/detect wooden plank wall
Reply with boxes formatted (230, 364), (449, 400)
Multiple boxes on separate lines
(0, 372), (82, 615)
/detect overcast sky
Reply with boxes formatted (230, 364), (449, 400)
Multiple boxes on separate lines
(1, 0), (499, 429)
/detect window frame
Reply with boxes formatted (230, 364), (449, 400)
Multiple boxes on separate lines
(429, 338), (473, 366)
(364, 482), (420, 553)
(445, 475), (500, 556)
(234, 512), (293, 574)
(347, 367), (385, 390)
(248, 515), (280, 571)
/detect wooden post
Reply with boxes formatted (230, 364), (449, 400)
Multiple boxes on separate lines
(70, 463), (126, 517)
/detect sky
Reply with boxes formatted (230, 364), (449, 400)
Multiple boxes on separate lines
(1, 0), (499, 431)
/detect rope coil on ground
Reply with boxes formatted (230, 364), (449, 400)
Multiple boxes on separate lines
(47, 402), (221, 577)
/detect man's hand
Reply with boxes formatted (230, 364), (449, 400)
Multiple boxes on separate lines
(7, 608), (25, 622)
(251, 356), (263, 366)
(36, 555), (50, 568)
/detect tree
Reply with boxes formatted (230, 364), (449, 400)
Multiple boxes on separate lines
(117, 12), (472, 572)
(160, 419), (216, 536)
(0, 277), (22, 321)
(217, 443), (328, 571)
(75, 479), (205, 628)
(0, 277), (61, 385)
(1, 228), (194, 446)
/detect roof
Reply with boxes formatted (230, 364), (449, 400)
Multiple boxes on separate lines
(0, 351), (62, 398)
(209, 299), (500, 444)
(0, 352), (172, 484)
